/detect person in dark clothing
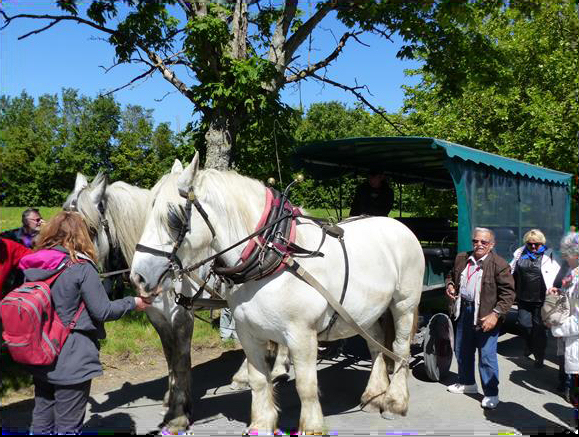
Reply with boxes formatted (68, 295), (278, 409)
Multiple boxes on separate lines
(18, 211), (150, 435)
(350, 172), (394, 217)
(509, 229), (560, 368)
(0, 208), (44, 248)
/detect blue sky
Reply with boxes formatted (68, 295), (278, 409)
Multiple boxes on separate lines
(1, 1), (423, 131)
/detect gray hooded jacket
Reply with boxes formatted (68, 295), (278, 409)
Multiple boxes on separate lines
(20, 246), (136, 385)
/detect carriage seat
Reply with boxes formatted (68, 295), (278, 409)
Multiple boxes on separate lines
(395, 217), (457, 244)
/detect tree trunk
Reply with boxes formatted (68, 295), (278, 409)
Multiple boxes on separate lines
(203, 113), (235, 170)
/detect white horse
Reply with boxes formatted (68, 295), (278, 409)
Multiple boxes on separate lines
(130, 153), (425, 433)
(63, 163), (289, 431)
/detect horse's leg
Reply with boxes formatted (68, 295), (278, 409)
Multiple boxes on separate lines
(238, 335), (278, 433)
(271, 343), (291, 382)
(230, 357), (249, 390)
(145, 304), (193, 431)
(145, 306), (175, 406)
(289, 329), (324, 433)
(231, 342), (290, 390)
(360, 321), (390, 413)
(382, 309), (395, 373)
(164, 306), (194, 431)
(382, 299), (418, 419)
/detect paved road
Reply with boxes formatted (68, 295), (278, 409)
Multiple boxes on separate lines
(3, 332), (577, 435)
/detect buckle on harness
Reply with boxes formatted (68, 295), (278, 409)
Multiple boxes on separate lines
(170, 261), (183, 282)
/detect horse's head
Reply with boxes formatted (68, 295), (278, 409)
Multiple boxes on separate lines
(130, 154), (215, 301)
(63, 172), (110, 268)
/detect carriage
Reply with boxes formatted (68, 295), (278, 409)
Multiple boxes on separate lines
(294, 136), (573, 304)
(293, 136), (573, 379)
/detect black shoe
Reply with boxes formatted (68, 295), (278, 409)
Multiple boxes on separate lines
(534, 359), (544, 368)
(523, 346), (531, 358)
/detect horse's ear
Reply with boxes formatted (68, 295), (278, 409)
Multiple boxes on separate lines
(73, 173), (89, 192)
(177, 152), (200, 198)
(90, 172), (108, 205)
(171, 159), (183, 174)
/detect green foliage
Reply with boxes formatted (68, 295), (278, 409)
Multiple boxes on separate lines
(0, 90), (182, 206)
(291, 101), (411, 214)
(403, 1), (578, 176)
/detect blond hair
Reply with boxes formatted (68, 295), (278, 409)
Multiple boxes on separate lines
(523, 229), (546, 245)
(35, 211), (97, 263)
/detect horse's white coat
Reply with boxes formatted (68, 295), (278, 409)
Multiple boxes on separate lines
(131, 154), (425, 433)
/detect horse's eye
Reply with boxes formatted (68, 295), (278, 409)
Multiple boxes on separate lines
(167, 204), (185, 239)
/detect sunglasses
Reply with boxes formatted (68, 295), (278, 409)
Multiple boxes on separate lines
(526, 242), (542, 248)
(28, 218), (42, 223)
(472, 239), (491, 246)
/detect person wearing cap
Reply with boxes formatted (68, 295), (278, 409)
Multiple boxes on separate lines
(445, 227), (515, 410)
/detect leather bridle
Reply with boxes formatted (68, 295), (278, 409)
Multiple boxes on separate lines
(135, 191), (216, 280)
(65, 184), (128, 282)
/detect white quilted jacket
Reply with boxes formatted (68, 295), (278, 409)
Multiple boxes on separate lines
(551, 267), (579, 375)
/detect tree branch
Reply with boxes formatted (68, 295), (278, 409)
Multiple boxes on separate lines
(101, 66), (156, 96)
(1, 12), (115, 37)
(283, 2), (335, 60)
(141, 47), (196, 101)
(307, 71), (407, 135)
(285, 31), (362, 83)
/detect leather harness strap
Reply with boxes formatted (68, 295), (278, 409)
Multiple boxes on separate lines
(285, 256), (408, 367)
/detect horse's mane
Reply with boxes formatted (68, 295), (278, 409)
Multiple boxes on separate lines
(105, 181), (150, 264)
(153, 168), (266, 244)
(73, 174), (150, 265)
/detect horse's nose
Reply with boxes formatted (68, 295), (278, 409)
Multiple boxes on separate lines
(130, 272), (148, 293)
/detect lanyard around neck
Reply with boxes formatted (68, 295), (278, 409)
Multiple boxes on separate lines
(466, 262), (481, 285)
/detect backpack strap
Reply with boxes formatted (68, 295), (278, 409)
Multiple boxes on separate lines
(68, 301), (86, 329)
(43, 259), (88, 327)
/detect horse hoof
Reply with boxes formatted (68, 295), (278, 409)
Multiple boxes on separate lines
(243, 427), (271, 435)
(381, 399), (408, 420)
(381, 410), (397, 420)
(360, 401), (381, 413)
(164, 415), (190, 432)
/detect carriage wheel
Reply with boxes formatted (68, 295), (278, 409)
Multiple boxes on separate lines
(422, 313), (454, 382)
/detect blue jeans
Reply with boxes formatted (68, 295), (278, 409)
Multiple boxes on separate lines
(455, 301), (500, 397)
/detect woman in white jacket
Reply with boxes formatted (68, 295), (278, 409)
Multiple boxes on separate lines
(548, 232), (578, 405)
(510, 229), (560, 367)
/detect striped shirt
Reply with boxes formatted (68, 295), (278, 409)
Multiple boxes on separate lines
(459, 254), (487, 302)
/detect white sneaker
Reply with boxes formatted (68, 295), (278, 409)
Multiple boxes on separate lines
(447, 383), (478, 394)
(481, 395), (499, 409)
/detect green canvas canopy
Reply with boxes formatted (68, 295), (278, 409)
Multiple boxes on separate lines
(294, 137), (572, 258)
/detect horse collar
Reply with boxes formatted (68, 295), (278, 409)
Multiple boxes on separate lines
(212, 188), (300, 284)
